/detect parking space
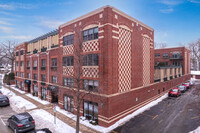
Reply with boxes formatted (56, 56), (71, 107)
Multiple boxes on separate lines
(0, 106), (15, 133)
(112, 80), (200, 133)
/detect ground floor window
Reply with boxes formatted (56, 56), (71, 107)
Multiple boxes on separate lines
(16, 81), (19, 88)
(21, 82), (24, 91)
(83, 101), (98, 124)
(33, 85), (38, 96)
(64, 95), (74, 112)
(41, 87), (47, 100)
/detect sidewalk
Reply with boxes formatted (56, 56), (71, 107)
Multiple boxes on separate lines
(3, 85), (100, 133)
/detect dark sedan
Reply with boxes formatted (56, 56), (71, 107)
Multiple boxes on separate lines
(7, 112), (35, 133)
(0, 95), (9, 106)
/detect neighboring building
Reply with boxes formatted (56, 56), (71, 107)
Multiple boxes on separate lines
(14, 5), (191, 127)
(154, 47), (191, 82)
(191, 71), (200, 79)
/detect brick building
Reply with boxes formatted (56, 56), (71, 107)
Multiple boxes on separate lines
(14, 5), (191, 127)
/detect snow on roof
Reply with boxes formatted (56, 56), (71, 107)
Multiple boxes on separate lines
(191, 71), (200, 75)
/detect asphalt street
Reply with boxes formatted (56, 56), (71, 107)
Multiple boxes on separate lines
(111, 81), (200, 133)
(0, 105), (15, 133)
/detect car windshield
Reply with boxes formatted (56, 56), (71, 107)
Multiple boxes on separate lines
(184, 83), (189, 85)
(178, 86), (184, 89)
(0, 97), (7, 101)
(171, 89), (178, 92)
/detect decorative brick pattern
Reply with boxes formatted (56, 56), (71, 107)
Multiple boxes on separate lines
(20, 55), (24, 60)
(63, 45), (74, 55)
(82, 66), (99, 78)
(63, 66), (74, 76)
(118, 27), (132, 92)
(142, 36), (151, 86)
(82, 40), (99, 52)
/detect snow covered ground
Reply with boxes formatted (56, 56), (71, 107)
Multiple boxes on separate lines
(30, 109), (78, 133)
(56, 93), (168, 133)
(26, 93), (49, 105)
(1, 87), (37, 112)
(10, 86), (26, 94)
(189, 126), (200, 133)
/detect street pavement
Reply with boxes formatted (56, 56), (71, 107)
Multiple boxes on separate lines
(0, 106), (15, 133)
(111, 81), (200, 133)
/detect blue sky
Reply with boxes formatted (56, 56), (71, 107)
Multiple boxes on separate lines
(0, 0), (200, 47)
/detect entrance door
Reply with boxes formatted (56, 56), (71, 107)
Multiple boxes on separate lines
(51, 91), (58, 103)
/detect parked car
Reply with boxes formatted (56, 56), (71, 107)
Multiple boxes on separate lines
(187, 80), (194, 85)
(36, 128), (52, 133)
(0, 95), (9, 106)
(168, 88), (181, 97)
(0, 90), (2, 95)
(182, 82), (190, 89)
(7, 112), (35, 133)
(177, 85), (187, 93)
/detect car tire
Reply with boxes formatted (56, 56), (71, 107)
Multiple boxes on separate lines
(14, 128), (18, 133)
(7, 122), (10, 127)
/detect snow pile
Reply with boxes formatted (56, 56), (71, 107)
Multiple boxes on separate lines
(1, 87), (37, 113)
(10, 96), (37, 112)
(56, 93), (168, 133)
(30, 109), (77, 133)
(26, 93), (49, 105)
(189, 126), (200, 133)
(10, 86), (25, 94)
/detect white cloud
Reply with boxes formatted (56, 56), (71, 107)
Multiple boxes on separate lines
(160, 8), (174, 13)
(0, 35), (33, 40)
(38, 20), (64, 29)
(0, 26), (14, 33)
(158, 0), (184, 5)
(188, 0), (200, 3)
(0, 20), (11, 25)
(0, 3), (36, 10)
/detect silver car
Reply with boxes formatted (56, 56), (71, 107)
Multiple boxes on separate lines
(177, 85), (186, 93)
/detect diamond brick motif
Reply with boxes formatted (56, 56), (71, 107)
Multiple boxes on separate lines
(63, 45), (74, 55)
(82, 66), (99, 78)
(82, 40), (99, 52)
(142, 36), (151, 86)
(118, 27), (132, 92)
(63, 66), (74, 76)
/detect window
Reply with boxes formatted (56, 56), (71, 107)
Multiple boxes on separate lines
(51, 58), (57, 67)
(33, 60), (37, 67)
(20, 61), (24, 67)
(63, 56), (74, 66)
(64, 95), (74, 112)
(83, 79), (99, 92)
(63, 34), (74, 46)
(63, 78), (73, 88)
(16, 51), (19, 56)
(27, 73), (30, 79)
(16, 62), (19, 66)
(84, 101), (98, 124)
(20, 50), (24, 55)
(52, 76), (57, 84)
(41, 74), (46, 82)
(27, 61), (30, 67)
(163, 53), (168, 58)
(83, 27), (98, 41)
(33, 74), (37, 80)
(83, 54), (98, 66)
(41, 87), (47, 100)
(21, 72), (24, 78)
(16, 72), (19, 76)
(155, 53), (160, 57)
(41, 59), (46, 67)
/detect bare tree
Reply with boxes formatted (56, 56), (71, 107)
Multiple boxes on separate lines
(188, 39), (200, 71)
(0, 41), (17, 72)
(154, 42), (167, 49)
(57, 25), (102, 133)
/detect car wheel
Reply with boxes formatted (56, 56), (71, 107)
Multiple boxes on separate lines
(7, 122), (10, 127)
(14, 128), (18, 133)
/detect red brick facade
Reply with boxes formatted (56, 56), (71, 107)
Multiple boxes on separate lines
(14, 6), (190, 127)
